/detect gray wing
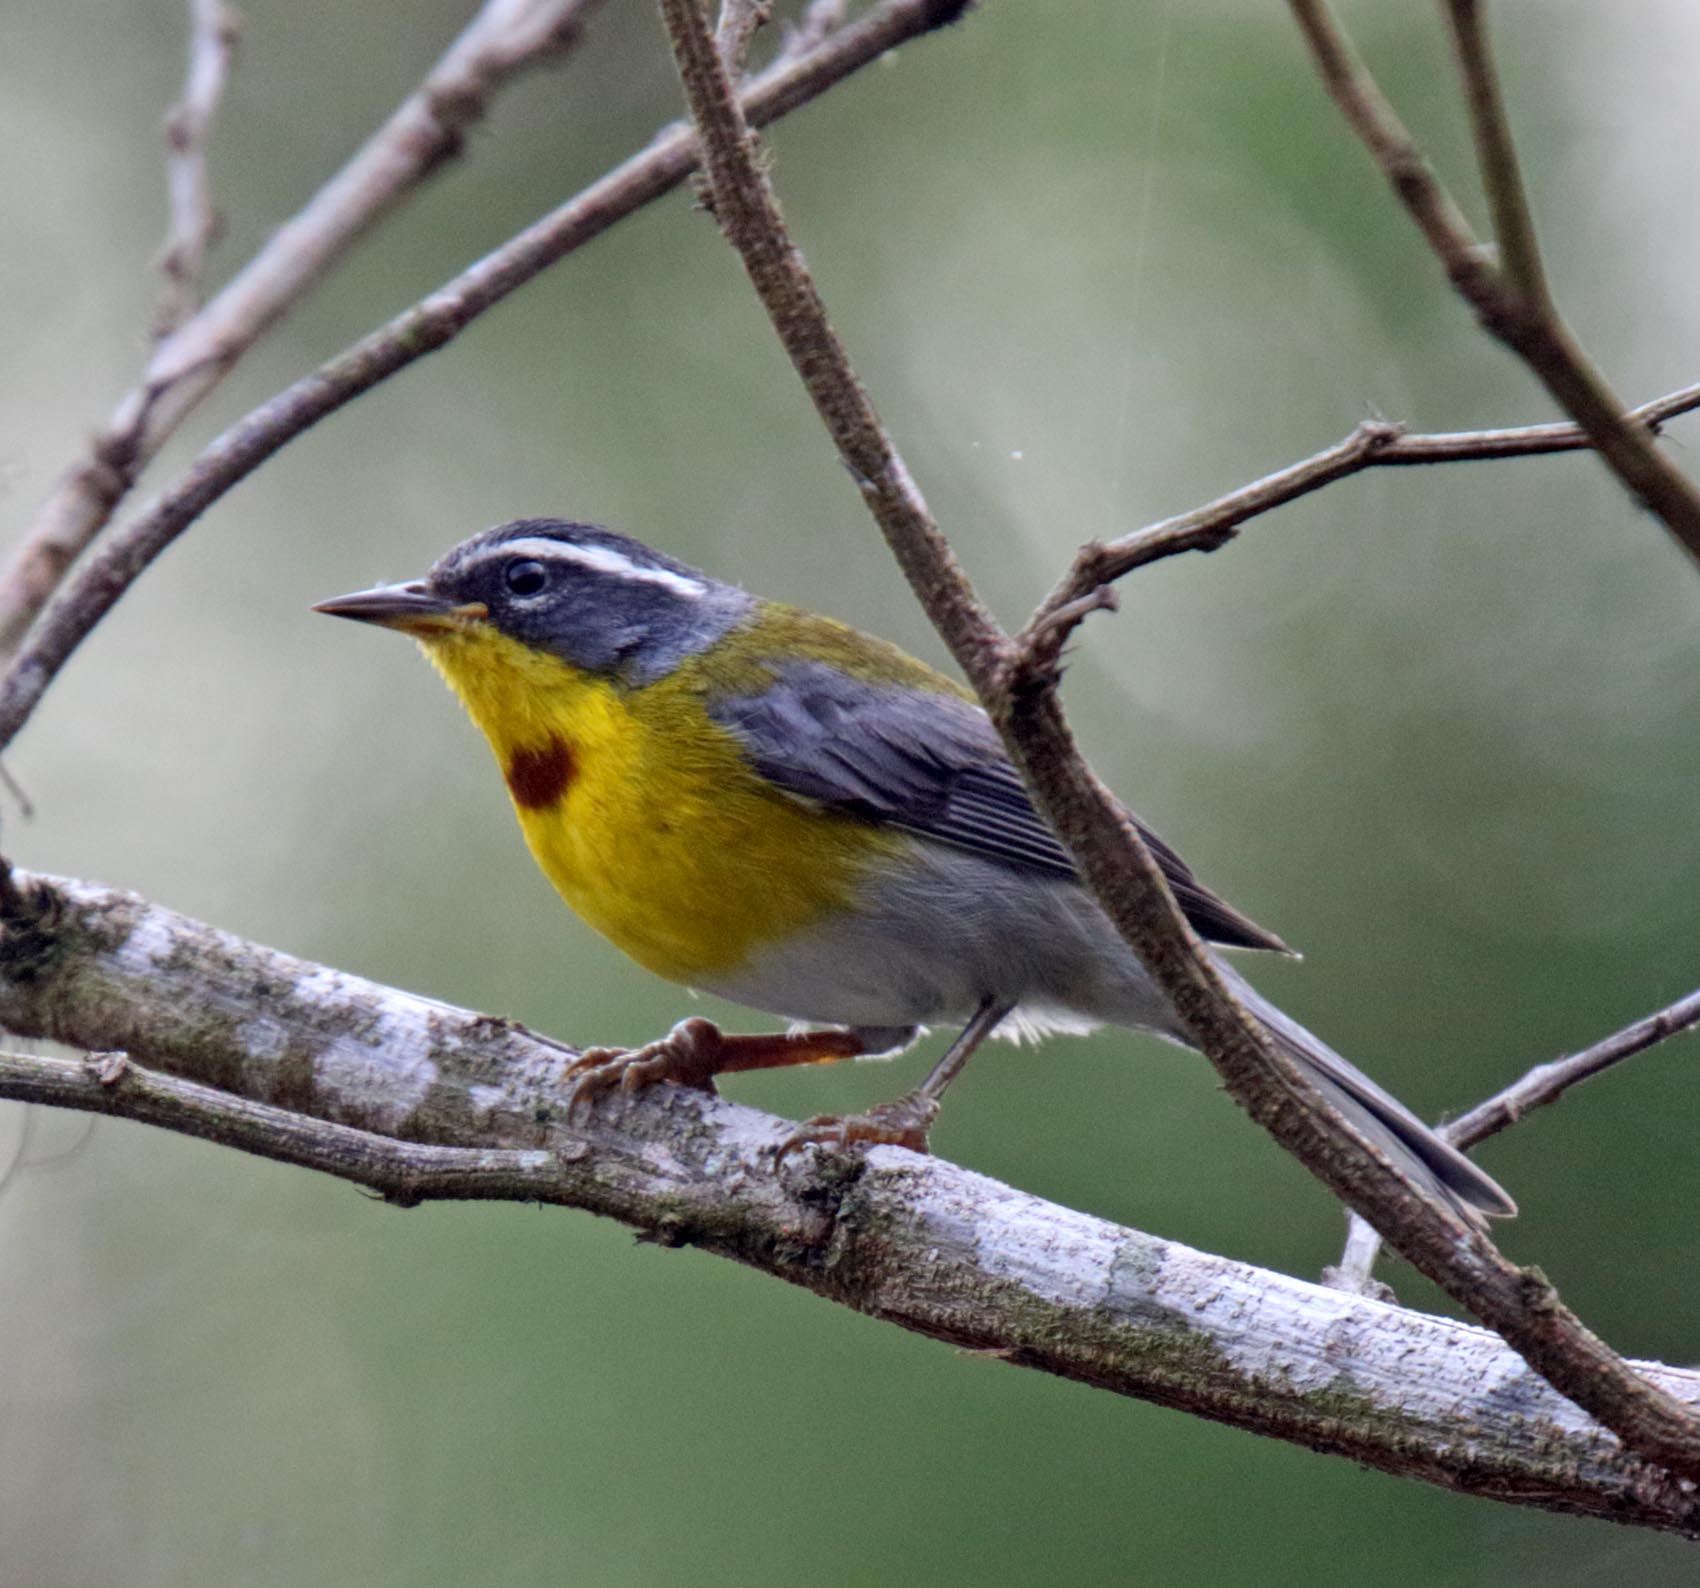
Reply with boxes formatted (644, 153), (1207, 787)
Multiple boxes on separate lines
(712, 663), (1290, 954)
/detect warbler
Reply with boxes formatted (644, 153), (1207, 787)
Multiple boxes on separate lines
(316, 517), (1513, 1223)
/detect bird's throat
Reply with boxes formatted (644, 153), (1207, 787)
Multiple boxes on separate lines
(413, 621), (900, 987)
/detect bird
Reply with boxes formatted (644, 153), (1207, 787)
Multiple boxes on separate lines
(315, 517), (1514, 1224)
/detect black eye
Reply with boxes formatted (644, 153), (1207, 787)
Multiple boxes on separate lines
(504, 559), (548, 597)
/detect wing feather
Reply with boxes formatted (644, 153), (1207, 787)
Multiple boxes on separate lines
(711, 661), (1289, 953)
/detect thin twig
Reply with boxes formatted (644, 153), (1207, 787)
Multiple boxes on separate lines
(1029, 420), (1405, 641)
(0, 0), (601, 666)
(715, 0), (771, 72)
(0, 1049), (560, 1206)
(1029, 379), (1700, 634)
(1286, 0), (1487, 285)
(0, 1093), (34, 1199)
(157, 0), (239, 336)
(1332, 989), (1700, 1291)
(1287, 0), (1700, 568)
(1322, 1217), (1394, 1300)
(0, 0), (971, 758)
(658, 0), (1700, 1480)
(1378, 381), (1700, 460)
(0, 759), (34, 820)
(1443, 0), (1545, 306)
(4, 867), (1700, 1532)
(1448, 988), (1700, 1149)
(777, 0), (849, 67)
(658, 0), (999, 668)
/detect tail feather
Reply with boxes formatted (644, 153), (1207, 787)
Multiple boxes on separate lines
(1220, 969), (1516, 1226)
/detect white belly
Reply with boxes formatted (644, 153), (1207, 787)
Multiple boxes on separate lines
(693, 840), (1186, 1042)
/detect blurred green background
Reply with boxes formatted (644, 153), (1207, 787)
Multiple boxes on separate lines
(4, 0), (1699, 1583)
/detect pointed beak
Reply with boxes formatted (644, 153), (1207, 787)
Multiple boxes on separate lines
(312, 580), (488, 637)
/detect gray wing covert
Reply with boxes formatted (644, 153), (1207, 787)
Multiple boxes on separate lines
(711, 662), (1289, 954)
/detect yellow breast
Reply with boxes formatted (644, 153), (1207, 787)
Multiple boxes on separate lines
(419, 623), (899, 985)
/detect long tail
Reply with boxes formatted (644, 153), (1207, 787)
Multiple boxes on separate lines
(1216, 966), (1516, 1226)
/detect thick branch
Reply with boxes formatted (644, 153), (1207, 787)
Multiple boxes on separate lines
(0, 0), (968, 759)
(655, 0), (1700, 1480)
(1288, 0), (1700, 567)
(2, 868), (1699, 1533)
(0, 0), (599, 665)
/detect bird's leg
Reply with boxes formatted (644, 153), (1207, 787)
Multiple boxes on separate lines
(775, 997), (1015, 1161)
(562, 1018), (869, 1117)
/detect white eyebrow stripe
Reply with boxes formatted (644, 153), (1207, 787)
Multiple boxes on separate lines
(470, 536), (707, 598)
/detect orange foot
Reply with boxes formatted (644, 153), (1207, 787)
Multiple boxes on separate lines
(774, 1089), (940, 1163)
(562, 1018), (726, 1116)
(563, 1019), (869, 1119)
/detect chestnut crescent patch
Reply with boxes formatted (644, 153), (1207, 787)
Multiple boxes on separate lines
(504, 736), (575, 810)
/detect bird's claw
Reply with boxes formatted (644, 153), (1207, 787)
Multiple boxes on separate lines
(562, 1017), (724, 1118)
(773, 1090), (940, 1164)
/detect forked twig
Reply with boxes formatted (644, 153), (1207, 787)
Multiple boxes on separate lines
(1332, 989), (1700, 1291)
(0, 0), (601, 665)
(1287, 0), (1700, 567)
(0, 0), (969, 758)
(1028, 381), (1700, 643)
(658, 0), (1700, 1480)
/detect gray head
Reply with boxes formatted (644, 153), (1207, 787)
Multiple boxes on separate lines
(317, 518), (754, 684)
